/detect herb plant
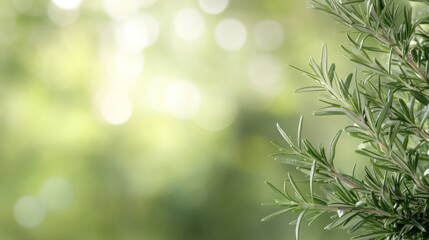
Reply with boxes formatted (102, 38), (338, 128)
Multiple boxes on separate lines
(263, 0), (429, 239)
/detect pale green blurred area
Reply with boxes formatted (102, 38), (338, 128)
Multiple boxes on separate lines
(0, 0), (363, 239)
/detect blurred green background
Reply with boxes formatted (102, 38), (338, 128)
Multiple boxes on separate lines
(0, 0), (366, 239)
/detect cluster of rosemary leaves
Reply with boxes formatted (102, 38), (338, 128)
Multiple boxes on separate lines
(264, 0), (429, 239)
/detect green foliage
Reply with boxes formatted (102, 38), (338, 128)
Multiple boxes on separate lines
(264, 0), (429, 239)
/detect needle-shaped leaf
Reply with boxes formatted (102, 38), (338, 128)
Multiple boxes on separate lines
(375, 90), (393, 134)
(276, 123), (294, 147)
(329, 130), (342, 165)
(265, 181), (289, 200)
(288, 173), (306, 202)
(321, 45), (329, 82)
(324, 211), (360, 230)
(310, 160), (316, 200)
(261, 207), (295, 222)
(297, 116), (303, 149)
(295, 209), (307, 240)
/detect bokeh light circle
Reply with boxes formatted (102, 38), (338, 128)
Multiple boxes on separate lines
(138, 14), (160, 47)
(48, 2), (80, 26)
(147, 79), (202, 119)
(102, 0), (150, 19)
(215, 18), (247, 51)
(247, 54), (282, 95)
(39, 177), (74, 211)
(52, 0), (82, 10)
(121, 19), (149, 52)
(106, 52), (144, 87)
(253, 20), (284, 51)
(163, 80), (202, 119)
(198, 0), (229, 14)
(194, 93), (237, 131)
(98, 49), (144, 91)
(174, 8), (206, 41)
(14, 196), (46, 228)
(100, 93), (133, 125)
(115, 15), (159, 52)
(111, 52), (144, 79)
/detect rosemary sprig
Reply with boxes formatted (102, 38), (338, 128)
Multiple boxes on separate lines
(264, 1), (429, 239)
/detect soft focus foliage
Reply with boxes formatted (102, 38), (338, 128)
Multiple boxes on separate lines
(0, 0), (359, 239)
